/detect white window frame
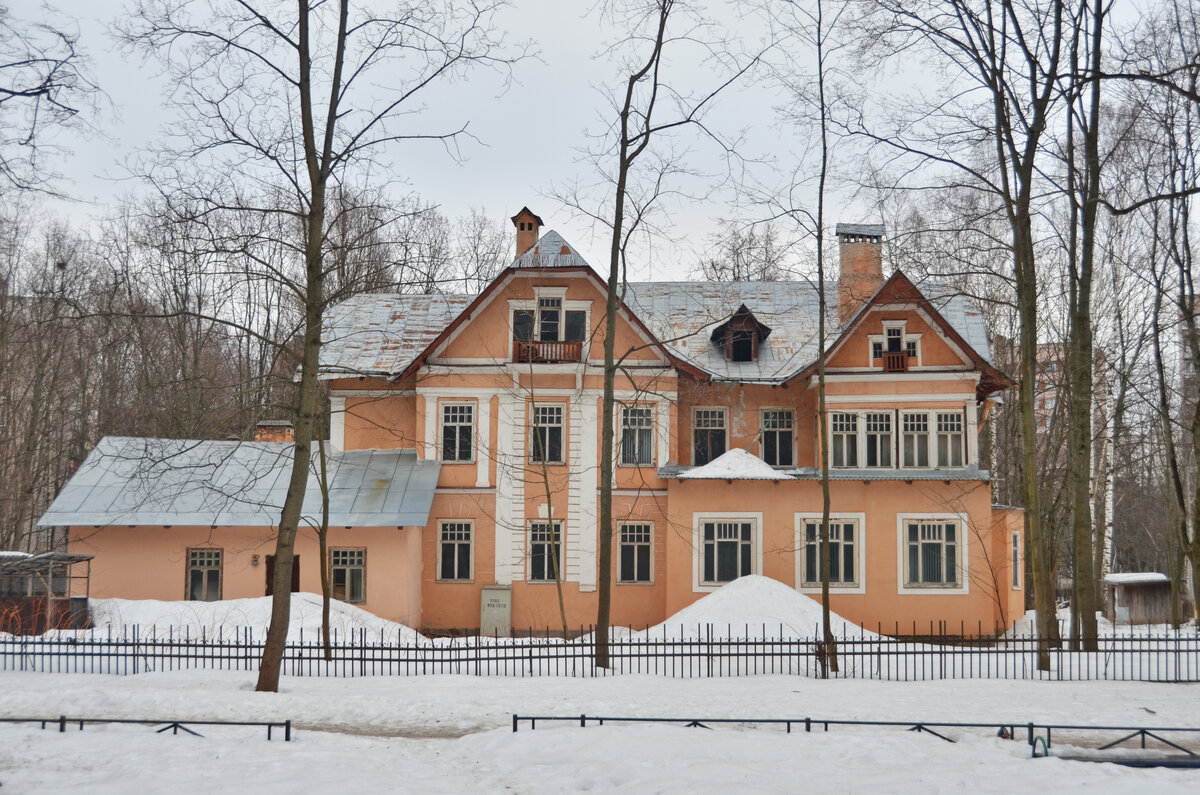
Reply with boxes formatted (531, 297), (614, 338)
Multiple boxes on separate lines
(692, 407), (728, 467)
(830, 412), (859, 468)
(899, 410), (968, 468)
(530, 403), (566, 465)
(795, 513), (866, 595)
(1011, 531), (1022, 590)
(186, 548), (222, 602)
(760, 408), (795, 468)
(935, 411), (965, 468)
(439, 401), (475, 463)
(437, 520), (474, 582)
(619, 405), (655, 467)
(863, 411), (893, 468)
(692, 512), (763, 593)
(617, 522), (654, 584)
(330, 548), (366, 603)
(896, 513), (969, 594)
(867, 320), (922, 367)
(528, 520), (564, 583)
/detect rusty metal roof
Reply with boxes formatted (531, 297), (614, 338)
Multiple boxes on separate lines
(320, 292), (472, 379)
(37, 437), (441, 529)
(511, 230), (591, 269)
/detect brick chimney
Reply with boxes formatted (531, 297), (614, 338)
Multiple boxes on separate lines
(836, 223), (885, 326)
(254, 420), (294, 443)
(511, 206), (543, 258)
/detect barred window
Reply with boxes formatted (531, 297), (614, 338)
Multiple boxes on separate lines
(187, 549), (221, 602)
(439, 521), (472, 581)
(761, 409), (794, 467)
(441, 403), (474, 462)
(331, 548), (365, 603)
(619, 523), (652, 583)
(620, 406), (654, 466)
(531, 404), (564, 464)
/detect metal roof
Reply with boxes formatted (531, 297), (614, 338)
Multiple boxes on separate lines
(319, 231), (994, 382)
(38, 437), (441, 529)
(0, 552), (93, 576)
(511, 230), (591, 269)
(320, 291), (472, 379)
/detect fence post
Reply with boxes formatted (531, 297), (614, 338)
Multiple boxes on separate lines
(59, 715), (66, 733)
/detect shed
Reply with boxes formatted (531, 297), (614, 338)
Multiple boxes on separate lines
(1103, 573), (1172, 625)
(0, 551), (93, 634)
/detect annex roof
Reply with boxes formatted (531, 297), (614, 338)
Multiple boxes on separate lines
(1103, 572), (1170, 585)
(38, 437), (441, 529)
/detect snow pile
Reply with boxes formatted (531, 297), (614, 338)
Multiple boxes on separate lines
(87, 592), (427, 644)
(641, 575), (876, 639)
(678, 448), (792, 480)
(1005, 607), (1114, 638)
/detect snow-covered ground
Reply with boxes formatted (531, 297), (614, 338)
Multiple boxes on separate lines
(3, 580), (1199, 792)
(2, 671), (1198, 793)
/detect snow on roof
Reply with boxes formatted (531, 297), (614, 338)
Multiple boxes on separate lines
(511, 230), (592, 269)
(320, 291), (472, 378)
(37, 437), (441, 528)
(0, 551), (31, 559)
(641, 575), (877, 639)
(319, 230), (993, 382)
(678, 448), (792, 480)
(1103, 572), (1170, 585)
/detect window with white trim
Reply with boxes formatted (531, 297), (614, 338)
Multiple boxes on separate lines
(701, 519), (754, 584)
(901, 412), (930, 467)
(761, 409), (794, 467)
(904, 520), (959, 587)
(936, 412), (964, 467)
(801, 519), (859, 587)
(831, 413), (858, 468)
(538, 297), (562, 341)
(440, 403), (474, 462)
(864, 412), (892, 468)
(331, 548), (365, 603)
(530, 404), (564, 464)
(869, 321), (921, 367)
(187, 549), (222, 601)
(1011, 532), (1021, 589)
(620, 406), (654, 466)
(618, 522), (652, 583)
(693, 408), (727, 466)
(528, 521), (563, 582)
(438, 521), (473, 581)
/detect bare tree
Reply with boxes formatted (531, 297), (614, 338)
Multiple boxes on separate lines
(121, 0), (522, 691)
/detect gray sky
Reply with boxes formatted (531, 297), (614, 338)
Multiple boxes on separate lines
(43, 0), (851, 280)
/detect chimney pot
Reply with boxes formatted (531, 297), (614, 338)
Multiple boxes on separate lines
(836, 223), (885, 326)
(511, 206), (544, 258)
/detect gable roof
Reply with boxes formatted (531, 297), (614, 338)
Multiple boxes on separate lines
(38, 437), (441, 528)
(319, 232), (1004, 388)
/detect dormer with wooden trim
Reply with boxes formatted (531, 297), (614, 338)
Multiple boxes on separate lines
(710, 304), (772, 363)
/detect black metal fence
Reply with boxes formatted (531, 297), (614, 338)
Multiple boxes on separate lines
(2, 624), (1198, 681)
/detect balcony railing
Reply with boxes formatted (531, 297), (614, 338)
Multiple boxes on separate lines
(513, 339), (584, 364)
(883, 352), (909, 373)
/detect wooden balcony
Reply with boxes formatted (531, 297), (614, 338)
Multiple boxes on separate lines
(883, 352), (909, 373)
(513, 339), (584, 364)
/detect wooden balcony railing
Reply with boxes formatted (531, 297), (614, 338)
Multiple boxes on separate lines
(513, 339), (584, 364)
(883, 351), (909, 373)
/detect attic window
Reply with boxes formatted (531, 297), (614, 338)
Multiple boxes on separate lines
(710, 304), (772, 363)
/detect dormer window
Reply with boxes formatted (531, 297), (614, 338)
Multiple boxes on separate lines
(711, 304), (771, 363)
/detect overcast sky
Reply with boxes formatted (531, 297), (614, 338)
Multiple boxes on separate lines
(41, 0), (859, 281)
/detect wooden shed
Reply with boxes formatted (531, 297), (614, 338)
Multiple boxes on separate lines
(1103, 572), (1172, 626)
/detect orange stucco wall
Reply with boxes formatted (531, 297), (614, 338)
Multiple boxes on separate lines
(70, 523), (423, 627)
